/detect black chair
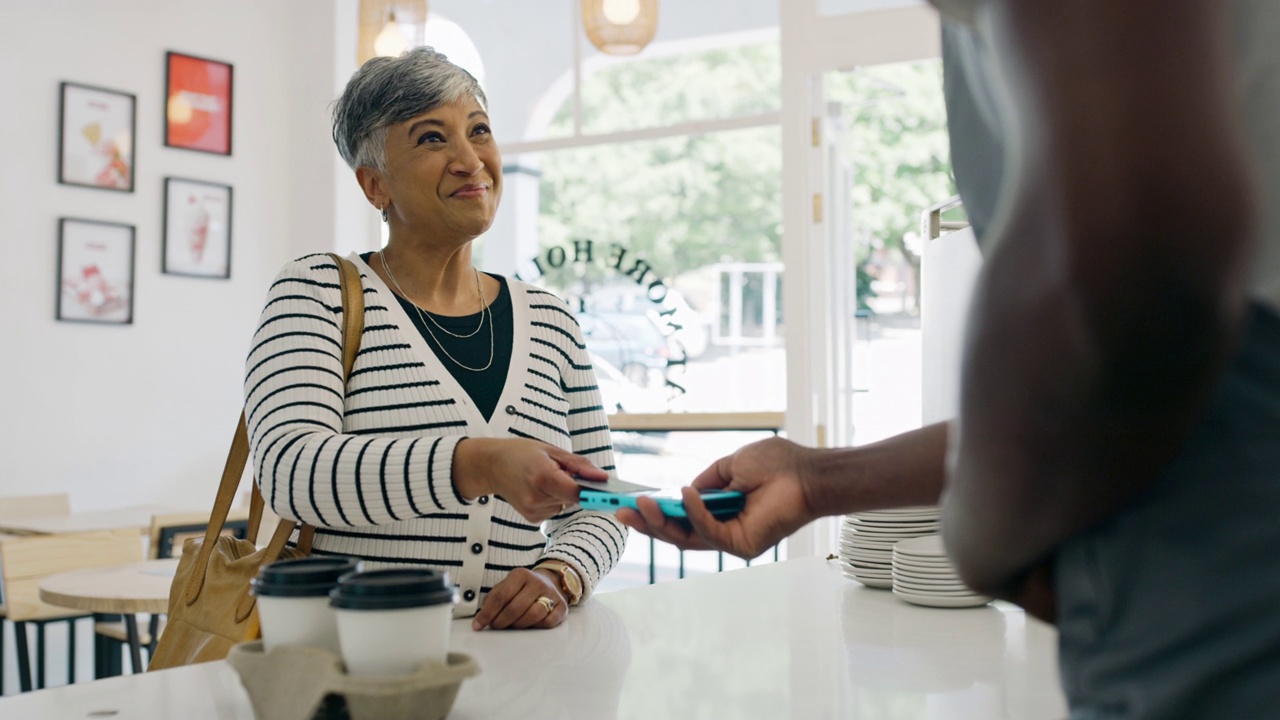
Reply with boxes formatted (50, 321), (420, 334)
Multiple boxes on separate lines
(0, 529), (141, 692)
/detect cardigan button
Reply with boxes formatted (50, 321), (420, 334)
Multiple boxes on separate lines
(471, 542), (483, 554)
(463, 589), (476, 602)
(505, 404), (517, 415)
(478, 495), (489, 505)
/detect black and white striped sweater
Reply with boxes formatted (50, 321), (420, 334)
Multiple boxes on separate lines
(244, 252), (627, 617)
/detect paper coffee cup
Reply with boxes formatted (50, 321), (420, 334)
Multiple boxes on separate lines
(251, 556), (358, 655)
(329, 569), (456, 676)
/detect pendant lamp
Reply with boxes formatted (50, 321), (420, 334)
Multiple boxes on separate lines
(358, 0), (428, 65)
(582, 0), (659, 56)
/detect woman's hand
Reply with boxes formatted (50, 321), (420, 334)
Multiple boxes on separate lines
(454, 437), (605, 523)
(471, 568), (568, 630)
(618, 437), (816, 560)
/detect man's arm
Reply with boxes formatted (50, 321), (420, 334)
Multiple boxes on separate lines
(618, 423), (950, 559)
(942, 0), (1258, 598)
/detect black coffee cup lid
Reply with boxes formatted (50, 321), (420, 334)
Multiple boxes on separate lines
(329, 569), (455, 610)
(251, 556), (360, 598)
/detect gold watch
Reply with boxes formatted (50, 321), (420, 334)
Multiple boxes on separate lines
(536, 560), (583, 606)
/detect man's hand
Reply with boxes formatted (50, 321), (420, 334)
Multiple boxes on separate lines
(617, 437), (815, 560)
(471, 568), (568, 631)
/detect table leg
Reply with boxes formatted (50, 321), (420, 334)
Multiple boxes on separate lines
(68, 620), (76, 684)
(14, 621), (32, 693)
(147, 614), (161, 654)
(124, 615), (144, 674)
(36, 622), (46, 689)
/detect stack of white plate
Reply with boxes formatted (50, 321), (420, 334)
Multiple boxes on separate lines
(891, 534), (991, 608)
(838, 507), (940, 589)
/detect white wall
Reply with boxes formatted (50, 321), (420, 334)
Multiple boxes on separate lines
(0, 0), (370, 511)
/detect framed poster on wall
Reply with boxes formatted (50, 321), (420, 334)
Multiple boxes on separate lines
(57, 218), (136, 325)
(163, 177), (233, 278)
(58, 82), (136, 192)
(165, 51), (233, 155)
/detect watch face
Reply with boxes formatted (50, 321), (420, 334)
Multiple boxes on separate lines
(559, 565), (583, 600)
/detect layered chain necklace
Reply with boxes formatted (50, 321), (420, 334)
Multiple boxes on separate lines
(379, 251), (495, 372)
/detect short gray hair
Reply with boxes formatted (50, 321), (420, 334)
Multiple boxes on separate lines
(332, 46), (487, 171)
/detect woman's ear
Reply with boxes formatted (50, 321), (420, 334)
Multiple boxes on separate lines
(355, 167), (388, 211)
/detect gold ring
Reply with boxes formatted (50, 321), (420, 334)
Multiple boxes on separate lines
(536, 595), (556, 613)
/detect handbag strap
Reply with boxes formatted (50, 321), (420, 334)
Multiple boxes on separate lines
(183, 253), (366, 606)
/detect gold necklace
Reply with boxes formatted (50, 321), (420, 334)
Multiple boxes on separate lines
(379, 251), (495, 372)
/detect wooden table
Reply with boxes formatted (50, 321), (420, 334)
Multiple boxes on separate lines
(4, 558), (1068, 718)
(0, 505), (174, 536)
(38, 559), (179, 674)
(0, 504), (251, 539)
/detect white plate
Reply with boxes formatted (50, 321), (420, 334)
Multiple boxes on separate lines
(891, 555), (955, 572)
(850, 506), (938, 516)
(846, 539), (900, 552)
(892, 570), (964, 585)
(845, 512), (939, 523)
(848, 514), (940, 525)
(834, 538), (896, 548)
(841, 565), (888, 581)
(841, 527), (933, 539)
(850, 574), (893, 589)
(842, 525), (939, 538)
(892, 579), (975, 595)
(839, 550), (890, 563)
(892, 589), (991, 608)
(845, 517), (941, 528)
(842, 540), (892, 553)
(892, 567), (965, 583)
(892, 535), (946, 558)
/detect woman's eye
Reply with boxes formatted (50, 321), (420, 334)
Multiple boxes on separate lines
(472, 124), (491, 137)
(417, 132), (445, 145)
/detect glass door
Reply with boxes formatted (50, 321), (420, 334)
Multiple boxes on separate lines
(778, 0), (942, 557)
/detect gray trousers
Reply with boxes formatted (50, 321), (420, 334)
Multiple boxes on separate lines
(1056, 303), (1280, 719)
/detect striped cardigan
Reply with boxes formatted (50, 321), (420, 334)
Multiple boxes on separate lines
(244, 252), (627, 617)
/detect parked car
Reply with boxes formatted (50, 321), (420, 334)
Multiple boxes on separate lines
(585, 283), (711, 360)
(578, 311), (671, 388)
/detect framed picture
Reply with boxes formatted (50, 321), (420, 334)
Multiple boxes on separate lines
(164, 51), (233, 155)
(57, 218), (136, 325)
(163, 177), (233, 278)
(58, 82), (136, 192)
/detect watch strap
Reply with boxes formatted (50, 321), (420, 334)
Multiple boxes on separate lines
(536, 560), (583, 605)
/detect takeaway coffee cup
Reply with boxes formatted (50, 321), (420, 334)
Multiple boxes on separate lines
(250, 556), (358, 656)
(329, 568), (456, 676)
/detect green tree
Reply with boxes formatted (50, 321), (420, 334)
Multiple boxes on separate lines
(826, 62), (957, 310)
(534, 42), (954, 311)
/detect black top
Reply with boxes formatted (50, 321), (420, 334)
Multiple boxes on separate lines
(363, 253), (513, 421)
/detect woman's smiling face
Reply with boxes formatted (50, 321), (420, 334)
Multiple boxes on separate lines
(380, 97), (502, 241)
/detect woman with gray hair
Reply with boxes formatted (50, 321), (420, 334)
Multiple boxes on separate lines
(244, 47), (627, 631)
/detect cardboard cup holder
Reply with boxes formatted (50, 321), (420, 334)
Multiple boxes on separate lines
(227, 641), (479, 720)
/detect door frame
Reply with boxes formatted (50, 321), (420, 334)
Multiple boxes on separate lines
(779, 1), (941, 557)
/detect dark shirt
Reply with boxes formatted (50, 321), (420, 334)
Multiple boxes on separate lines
(361, 253), (513, 421)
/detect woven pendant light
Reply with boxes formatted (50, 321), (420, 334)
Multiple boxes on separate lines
(358, 0), (428, 65)
(582, 0), (659, 56)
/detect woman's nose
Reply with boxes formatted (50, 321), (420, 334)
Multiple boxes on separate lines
(449, 143), (483, 176)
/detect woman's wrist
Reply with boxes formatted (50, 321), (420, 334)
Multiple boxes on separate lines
(453, 437), (497, 499)
(533, 567), (570, 604)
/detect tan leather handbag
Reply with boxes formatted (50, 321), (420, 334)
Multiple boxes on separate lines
(149, 254), (364, 670)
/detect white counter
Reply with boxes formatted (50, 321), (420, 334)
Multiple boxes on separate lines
(0, 557), (1067, 719)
